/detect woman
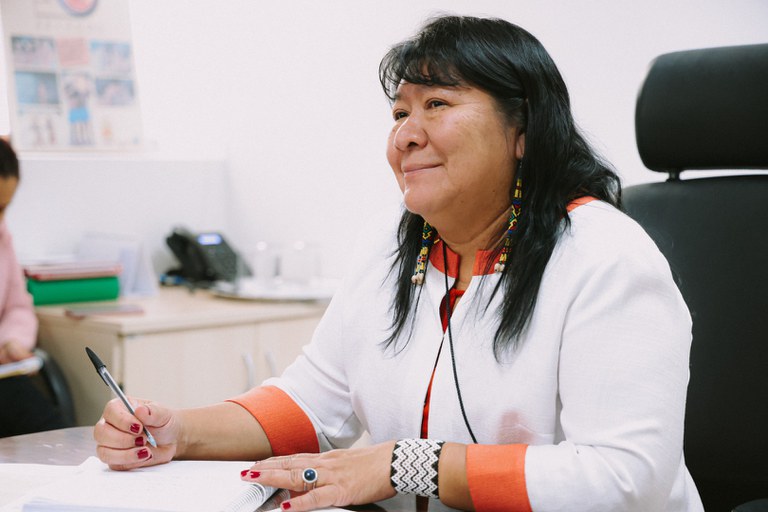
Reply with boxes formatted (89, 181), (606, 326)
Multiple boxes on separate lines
(93, 16), (703, 511)
(0, 137), (67, 437)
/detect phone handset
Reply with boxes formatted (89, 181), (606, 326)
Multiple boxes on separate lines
(165, 226), (250, 284)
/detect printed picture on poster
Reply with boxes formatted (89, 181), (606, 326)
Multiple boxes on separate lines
(1, 0), (142, 151)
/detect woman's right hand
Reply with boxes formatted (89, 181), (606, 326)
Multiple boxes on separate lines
(93, 398), (180, 471)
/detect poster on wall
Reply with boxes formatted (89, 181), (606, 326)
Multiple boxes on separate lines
(0, 0), (142, 151)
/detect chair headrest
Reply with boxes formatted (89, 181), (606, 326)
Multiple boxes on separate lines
(635, 43), (768, 174)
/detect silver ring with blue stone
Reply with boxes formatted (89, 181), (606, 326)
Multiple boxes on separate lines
(302, 467), (318, 491)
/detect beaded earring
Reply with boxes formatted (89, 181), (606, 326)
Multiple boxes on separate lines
(410, 173), (522, 284)
(494, 176), (523, 274)
(411, 221), (434, 285)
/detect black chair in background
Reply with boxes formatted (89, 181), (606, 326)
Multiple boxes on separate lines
(623, 43), (768, 511)
(32, 348), (76, 428)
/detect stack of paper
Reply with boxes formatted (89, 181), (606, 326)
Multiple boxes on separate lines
(23, 262), (122, 281)
(23, 262), (121, 306)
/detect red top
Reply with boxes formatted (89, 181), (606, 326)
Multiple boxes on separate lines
(421, 287), (465, 438)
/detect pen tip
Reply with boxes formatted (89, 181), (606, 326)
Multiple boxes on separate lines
(85, 346), (105, 369)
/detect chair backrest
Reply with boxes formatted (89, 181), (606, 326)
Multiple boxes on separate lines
(623, 43), (768, 512)
(32, 348), (76, 428)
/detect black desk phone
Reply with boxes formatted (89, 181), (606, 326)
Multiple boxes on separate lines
(165, 227), (250, 284)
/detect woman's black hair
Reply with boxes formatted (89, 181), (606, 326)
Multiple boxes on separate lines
(379, 15), (621, 358)
(0, 138), (19, 180)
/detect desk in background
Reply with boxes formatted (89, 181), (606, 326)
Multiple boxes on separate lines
(35, 287), (327, 425)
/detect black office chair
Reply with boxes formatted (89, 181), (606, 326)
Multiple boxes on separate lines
(623, 43), (768, 512)
(32, 348), (77, 428)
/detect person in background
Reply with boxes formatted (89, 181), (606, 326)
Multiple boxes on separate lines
(92, 15), (703, 511)
(0, 137), (66, 437)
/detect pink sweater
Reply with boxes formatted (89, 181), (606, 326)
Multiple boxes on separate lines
(0, 220), (37, 351)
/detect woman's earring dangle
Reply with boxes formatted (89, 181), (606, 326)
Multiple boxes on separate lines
(495, 177), (523, 274)
(411, 221), (434, 285)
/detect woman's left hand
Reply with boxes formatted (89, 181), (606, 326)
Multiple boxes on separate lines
(0, 339), (33, 364)
(242, 441), (397, 511)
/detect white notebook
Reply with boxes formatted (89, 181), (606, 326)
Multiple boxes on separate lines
(0, 356), (43, 380)
(2, 457), (276, 512)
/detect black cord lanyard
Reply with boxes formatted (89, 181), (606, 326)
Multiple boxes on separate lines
(442, 242), (478, 444)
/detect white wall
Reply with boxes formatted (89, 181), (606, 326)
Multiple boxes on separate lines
(4, 0), (768, 279)
(10, 155), (230, 275)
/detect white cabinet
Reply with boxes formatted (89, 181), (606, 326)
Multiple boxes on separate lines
(35, 288), (326, 425)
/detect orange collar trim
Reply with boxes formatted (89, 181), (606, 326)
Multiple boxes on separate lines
(428, 197), (596, 278)
(566, 196), (596, 212)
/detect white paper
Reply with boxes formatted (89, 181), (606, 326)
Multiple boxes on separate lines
(0, 463), (76, 508)
(0, 356), (43, 380)
(0, 457), (274, 512)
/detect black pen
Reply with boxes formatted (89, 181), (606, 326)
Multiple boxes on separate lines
(85, 346), (157, 447)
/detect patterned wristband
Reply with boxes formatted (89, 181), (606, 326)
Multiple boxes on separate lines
(390, 438), (445, 499)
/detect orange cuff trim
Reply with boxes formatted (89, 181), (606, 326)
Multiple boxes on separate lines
(466, 444), (531, 512)
(227, 385), (319, 456)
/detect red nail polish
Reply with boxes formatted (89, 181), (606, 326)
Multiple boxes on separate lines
(240, 469), (249, 477)
(281, 502), (291, 510)
(249, 471), (260, 478)
(135, 437), (145, 447)
(130, 423), (141, 434)
(137, 448), (149, 459)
